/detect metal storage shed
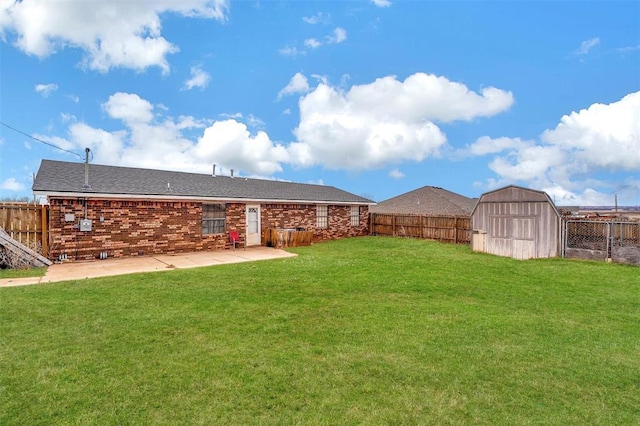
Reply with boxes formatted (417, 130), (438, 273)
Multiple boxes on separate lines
(471, 185), (561, 260)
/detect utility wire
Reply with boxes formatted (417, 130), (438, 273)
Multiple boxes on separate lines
(1, 121), (84, 160)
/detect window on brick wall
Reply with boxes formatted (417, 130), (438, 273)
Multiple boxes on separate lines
(350, 205), (360, 226)
(316, 205), (328, 228)
(202, 204), (226, 234)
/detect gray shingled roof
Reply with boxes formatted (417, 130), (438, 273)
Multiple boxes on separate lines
(369, 185), (475, 216)
(32, 160), (373, 204)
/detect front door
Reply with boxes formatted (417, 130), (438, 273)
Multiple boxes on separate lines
(246, 205), (261, 246)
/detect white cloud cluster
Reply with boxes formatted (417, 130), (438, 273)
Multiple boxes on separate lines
(0, 0), (229, 72)
(47, 73), (513, 180)
(304, 27), (347, 50)
(34, 83), (58, 97)
(470, 91), (640, 205)
(302, 12), (330, 25)
(289, 72), (514, 170)
(49, 92), (287, 176)
(182, 66), (211, 91)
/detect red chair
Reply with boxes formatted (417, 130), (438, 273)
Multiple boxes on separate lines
(229, 230), (245, 250)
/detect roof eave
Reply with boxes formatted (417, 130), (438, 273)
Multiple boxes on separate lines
(33, 190), (373, 206)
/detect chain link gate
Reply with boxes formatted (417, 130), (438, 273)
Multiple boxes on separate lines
(563, 220), (640, 265)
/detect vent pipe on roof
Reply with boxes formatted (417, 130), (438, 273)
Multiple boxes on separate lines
(230, 169), (234, 178)
(212, 164), (216, 177)
(82, 147), (91, 189)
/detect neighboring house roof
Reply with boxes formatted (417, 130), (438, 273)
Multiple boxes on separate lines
(370, 185), (476, 216)
(32, 160), (374, 205)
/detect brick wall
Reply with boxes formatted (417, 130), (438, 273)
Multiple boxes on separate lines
(261, 204), (369, 241)
(47, 198), (369, 260)
(48, 198), (245, 260)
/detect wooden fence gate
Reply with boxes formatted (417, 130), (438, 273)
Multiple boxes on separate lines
(0, 202), (49, 255)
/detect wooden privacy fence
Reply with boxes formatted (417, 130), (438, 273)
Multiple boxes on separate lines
(370, 213), (471, 244)
(0, 202), (49, 255)
(262, 228), (314, 248)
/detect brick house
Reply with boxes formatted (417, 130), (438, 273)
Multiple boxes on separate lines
(32, 160), (374, 261)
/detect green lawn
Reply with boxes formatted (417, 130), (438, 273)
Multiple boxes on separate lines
(2, 237), (639, 424)
(0, 266), (46, 279)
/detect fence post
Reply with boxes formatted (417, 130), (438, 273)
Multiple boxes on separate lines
(41, 205), (49, 256)
(606, 221), (612, 262)
(454, 217), (458, 244)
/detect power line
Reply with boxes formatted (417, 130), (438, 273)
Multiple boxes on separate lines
(0, 121), (83, 160)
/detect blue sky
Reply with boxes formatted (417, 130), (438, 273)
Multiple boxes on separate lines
(1, 0), (639, 205)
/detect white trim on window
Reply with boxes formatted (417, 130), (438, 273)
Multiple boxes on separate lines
(350, 205), (360, 226)
(316, 205), (328, 228)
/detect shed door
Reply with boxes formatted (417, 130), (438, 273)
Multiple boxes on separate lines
(488, 216), (536, 259)
(512, 217), (535, 260)
(246, 205), (261, 246)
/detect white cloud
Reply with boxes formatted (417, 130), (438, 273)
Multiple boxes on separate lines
(0, 177), (25, 191)
(573, 37), (600, 55)
(103, 92), (154, 124)
(277, 72), (310, 100)
(475, 91), (640, 205)
(304, 38), (321, 49)
(51, 91), (288, 177)
(67, 94), (80, 103)
(389, 169), (404, 179)
(327, 27), (347, 44)
(192, 120), (289, 175)
(371, 0), (392, 7)
(60, 113), (76, 123)
(182, 65), (211, 91)
(617, 44), (640, 54)
(34, 83), (58, 97)
(302, 12), (330, 25)
(0, 0), (229, 73)
(245, 114), (265, 129)
(281, 27), (346, 57)
(44, 75), (513, 186)
(278, 46), (305, 57)
(311, 74), (329, 85)
(467, 136), (532, 156)
(343, 73), (513, 123)
(289, 73), (513, 170)
(542, 91), (640, 171)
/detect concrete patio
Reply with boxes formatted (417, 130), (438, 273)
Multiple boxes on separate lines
(0, 247), (297, 287)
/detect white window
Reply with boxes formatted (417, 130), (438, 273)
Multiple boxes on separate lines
(316, 205), (328, 228)
(350, 206), (360, 226)
(202, 204), (226, 234)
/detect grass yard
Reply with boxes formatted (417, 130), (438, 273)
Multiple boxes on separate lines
(1, 236), (639, 424)
(0, 266), (46, 279)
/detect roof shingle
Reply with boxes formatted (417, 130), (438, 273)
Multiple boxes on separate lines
(32, 160), (373, 204)
(370, 186), (475, 216)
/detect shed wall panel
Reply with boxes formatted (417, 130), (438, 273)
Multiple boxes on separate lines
(472, 186), (560, 259)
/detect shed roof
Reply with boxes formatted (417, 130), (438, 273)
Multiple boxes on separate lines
(472, 185), (560, 217)
(32, 160), (374, 205)
(369, 185), (475, 216)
